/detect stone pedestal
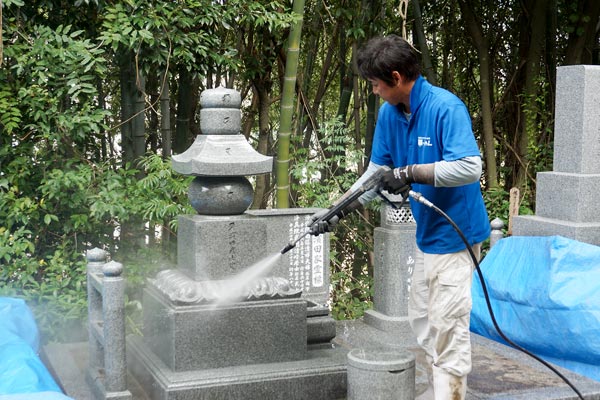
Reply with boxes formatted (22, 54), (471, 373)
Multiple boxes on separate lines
(128, 337), (348, 400)
(142, 286), (307, 371)
(513, 66), (600, 245)
(364, 201), (416, 334)
(128, 210), (344, 399)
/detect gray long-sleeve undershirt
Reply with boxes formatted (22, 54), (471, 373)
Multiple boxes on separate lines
(351, 156), (482, 205)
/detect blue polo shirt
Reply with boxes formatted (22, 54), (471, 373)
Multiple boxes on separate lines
(371, 76), (490, 254)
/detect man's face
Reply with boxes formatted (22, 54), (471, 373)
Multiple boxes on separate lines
(369, 76), (404, 105)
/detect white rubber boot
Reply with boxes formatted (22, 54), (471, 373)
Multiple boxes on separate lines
(432, 365), (467, 400)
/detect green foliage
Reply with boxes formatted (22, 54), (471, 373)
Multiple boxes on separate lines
(330, 266), (373, 320)
(483, 187), (533, 232)
(292, 117), (364, 207)
(135, 154), (194, 232)
(99, 0), (221, 68)
(98, 0), (296, 74)
(527, 77), (555, 177)
(292, 117), (376, 320)
(4, 24), (108, 149)
(0, 155), (193, 341)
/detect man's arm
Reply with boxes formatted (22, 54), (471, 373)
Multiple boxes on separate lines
(380, 156), (482, 194)
(434, 156), (482, 187)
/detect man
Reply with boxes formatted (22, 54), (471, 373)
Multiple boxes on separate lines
(311, 35), (490, 400)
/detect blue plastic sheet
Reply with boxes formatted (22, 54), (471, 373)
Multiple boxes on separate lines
(0, 297), (65, 395)
(471, 236), (600, 381)
(0, 392), (73, 400)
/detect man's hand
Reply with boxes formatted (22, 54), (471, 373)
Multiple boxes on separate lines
(381, 166), (413, 194)
(308, 209), (339, 236)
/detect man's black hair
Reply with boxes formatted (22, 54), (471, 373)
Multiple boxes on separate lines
(357, 34), (421, 86)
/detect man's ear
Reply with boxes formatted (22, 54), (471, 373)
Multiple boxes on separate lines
(392, 71), (403, 85)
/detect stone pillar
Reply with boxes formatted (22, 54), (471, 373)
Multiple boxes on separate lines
(86, 248), (106, 372)
(513, 65), (600, 245)
(363, 197), (416, 334)
(102, 261), (128, 393)
(489, 218), (505, 248)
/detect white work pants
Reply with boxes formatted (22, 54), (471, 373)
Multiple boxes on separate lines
(408, 243), (481, 377)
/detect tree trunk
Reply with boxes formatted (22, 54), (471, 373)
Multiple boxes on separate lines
(252, 81), (272, 209)
(365, 92), (377, 162)
(160, 71), (172, 159)
(147, 71), (160, 154)
(336, 30), (353, 124)
(120, 51), (134, 166)
(458, 0), (498, 189)
(412, 0), (437, 85)
(132, 71), (146, 169)
(174, 66), (193, 155)
(564, 0), (600, 65)
(515, 0), (546, 190)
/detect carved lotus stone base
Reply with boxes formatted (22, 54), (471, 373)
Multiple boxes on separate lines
(148, 269), (301, 305)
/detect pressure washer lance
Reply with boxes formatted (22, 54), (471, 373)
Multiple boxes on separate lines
(280, 166), (392, 255)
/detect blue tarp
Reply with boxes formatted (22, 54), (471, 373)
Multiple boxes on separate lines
(0, 297), (67, 396)
(471, 235), (600, 381)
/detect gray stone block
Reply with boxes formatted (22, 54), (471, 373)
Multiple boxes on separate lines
(306, 302), (336, 345)
(177, 214), (269, 281)
(512, 215), (600, 247)
(307, 315), (336, 345)
(142, 286), (307, 371)
(246, 208), (330, 306)
(200, 108), (241, 135)
(127, 335), (348, 400)
(372, 219), (416, 318)
(534, 172), (600, 222)
(346, 348), (415, 400)
(199, 87), (241, 109)
(553, 65), (600, 174)
(187, 176), (253, 215)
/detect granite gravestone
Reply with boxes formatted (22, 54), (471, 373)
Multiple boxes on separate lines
(127, 87), (346, 400)
(512, 65), (600, 245)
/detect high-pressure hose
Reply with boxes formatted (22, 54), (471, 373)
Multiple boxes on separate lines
(406, 189), (585, 400)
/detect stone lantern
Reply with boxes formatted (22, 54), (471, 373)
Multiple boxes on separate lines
(171, 86), (272, 215)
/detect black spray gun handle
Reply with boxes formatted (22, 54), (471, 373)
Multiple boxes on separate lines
(281, 166), (391, 254)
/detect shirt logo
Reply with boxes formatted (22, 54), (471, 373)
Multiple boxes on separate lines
(418, 136), (432, 147)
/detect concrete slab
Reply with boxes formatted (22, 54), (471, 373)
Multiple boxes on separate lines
(127, 335), (347, 400)
(44, 319), (600, 400)
(42, 342), (148, 400)
(42, 342), (94, 400)
(333, 319), (600, 400)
